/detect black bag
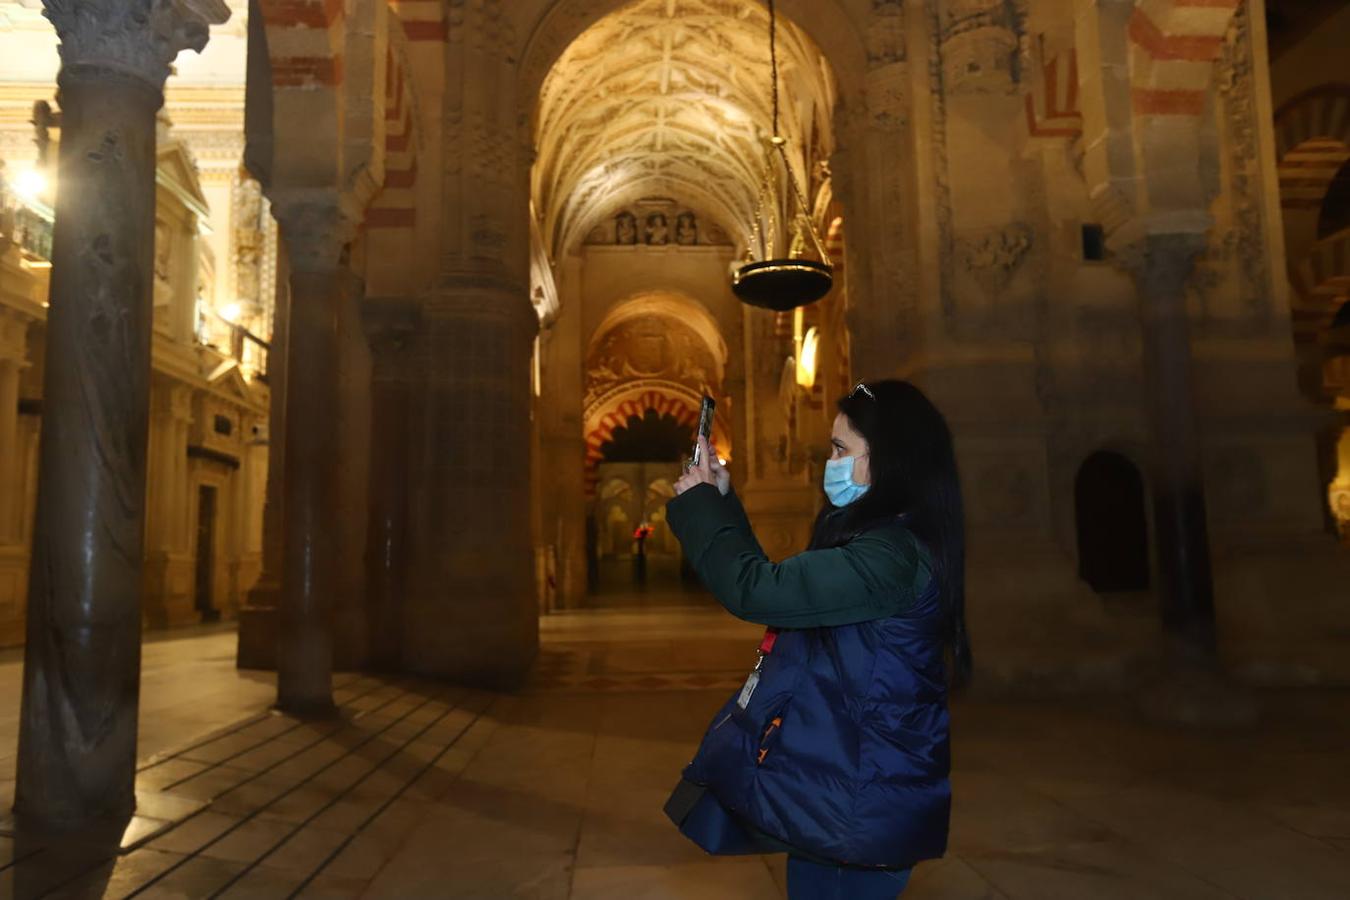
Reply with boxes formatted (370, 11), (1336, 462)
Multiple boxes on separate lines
(663, 777), (782, 856)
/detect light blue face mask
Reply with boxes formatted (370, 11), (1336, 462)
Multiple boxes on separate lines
(824, 455), (869, 507)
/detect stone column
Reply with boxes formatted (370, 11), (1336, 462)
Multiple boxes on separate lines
(237, 251), (289, 669)
(405, 280), (539, 685)
(362, 300), (418, 670)
(15, 0), (228, 827)
(271, 196), (355, 717)
(1127, 232), (1216, 645)
(417, 5), (540, 683)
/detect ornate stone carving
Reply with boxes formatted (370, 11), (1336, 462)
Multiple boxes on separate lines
(1212, 4), (1271, 324)
(270, 194), (358, 274)
(958, 223), (1034, 298)
(938, 0), (1020, 94)
(43, 0), (231, 89)
(232, 174), (264, 306)
(584, 315), (719, 411)
(532, 0), (833, 257)
(866, 62), (910, 132)
(867, 1), (907, 67)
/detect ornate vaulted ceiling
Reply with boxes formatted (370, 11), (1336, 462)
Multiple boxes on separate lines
(532, 0), (836, 258)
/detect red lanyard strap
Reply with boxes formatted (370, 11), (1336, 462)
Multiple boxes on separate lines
(758, 628), (779, 655)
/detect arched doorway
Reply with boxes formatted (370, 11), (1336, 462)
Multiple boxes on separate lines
(1275, 86), (1350, 539)
(1075, 452), (1151, 594)
(590, 409), (698, 601)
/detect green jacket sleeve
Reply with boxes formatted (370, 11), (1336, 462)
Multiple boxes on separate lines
(665, 483), (931, 628)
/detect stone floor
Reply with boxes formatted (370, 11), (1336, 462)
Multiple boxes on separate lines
(0, 609), (1348, 898)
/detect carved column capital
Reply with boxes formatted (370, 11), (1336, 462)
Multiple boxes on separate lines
(362, 297), (422, 382)
(1110, 218), (1211, 287)
(43, 0), (231, 91)
(270, 192), (359, 274)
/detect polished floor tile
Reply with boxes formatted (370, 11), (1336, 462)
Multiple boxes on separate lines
(0, 617), (1346, 898)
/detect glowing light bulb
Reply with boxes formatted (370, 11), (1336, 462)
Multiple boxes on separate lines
(796, 326), (819, 389)
(12, 169), (46, 202)
(220, 302), (242, 323)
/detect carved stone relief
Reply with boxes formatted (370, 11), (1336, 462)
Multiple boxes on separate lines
(867, 1), (906, 67)
(958, 223), (1034, 298)
(232, 173), (264, 308)
(938, 0), (1022, 94)
(584, 205), (729, 246)
(153, 216), (173, 307)
(584, 314), (719, 410)
(1210, 4), (1272, 328)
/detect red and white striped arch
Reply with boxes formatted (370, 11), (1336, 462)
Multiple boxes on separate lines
(1274, 85), (1350, 213)
(1025, 48), (1082, 140)
(1272, 85), (1350, 338)
(824, 216), (846, 272)
(1126, 0), (1242, 117)
(583, 386), (732, 498)
(257, 0), (346, 89)
(1289, 230), (1350, 339)
(367, 28), (421, 230)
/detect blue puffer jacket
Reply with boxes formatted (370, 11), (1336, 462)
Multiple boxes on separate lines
(684, 582), (951, 868)
(668, 487), (951, 869)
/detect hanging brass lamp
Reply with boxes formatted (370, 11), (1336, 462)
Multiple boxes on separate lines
(730, 0), (833, 311)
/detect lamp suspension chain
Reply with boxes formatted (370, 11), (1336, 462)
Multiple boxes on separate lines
(769, 0), (780, 139)
(729, 0), (834, 310)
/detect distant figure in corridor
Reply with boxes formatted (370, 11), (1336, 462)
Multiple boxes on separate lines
(663, 380), (970, 900)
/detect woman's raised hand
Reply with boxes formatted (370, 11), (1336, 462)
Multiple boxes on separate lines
(675, 435), (730, 496)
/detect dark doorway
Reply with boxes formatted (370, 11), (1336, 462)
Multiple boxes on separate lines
(195, 485), (220, 623)
(1075, 452), (1150, 593)
(598, 408), (693, 462)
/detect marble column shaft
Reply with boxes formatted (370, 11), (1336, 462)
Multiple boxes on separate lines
(15, 66), (164, 825)
(1133, 233), (1216, 642)
(15, 0), (228, 826)
(237, 253), (289, 669)
(274, 262), (346, 715)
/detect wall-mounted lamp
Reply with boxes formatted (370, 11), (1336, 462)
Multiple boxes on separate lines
(796, 326), (819, 389)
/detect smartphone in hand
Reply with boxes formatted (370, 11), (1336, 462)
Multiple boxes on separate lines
(691, 395), (715, 467)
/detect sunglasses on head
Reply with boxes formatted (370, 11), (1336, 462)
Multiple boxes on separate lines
(851, 381), (876, 401)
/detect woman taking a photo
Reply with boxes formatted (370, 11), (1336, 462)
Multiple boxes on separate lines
(664, 380), (969, 900)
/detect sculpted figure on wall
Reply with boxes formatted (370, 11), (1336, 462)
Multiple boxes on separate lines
(153, 218), (173, 306)
(645, 212), (669, 245)
(616, 211), (638, 245)
(233, 174), (264, 306)
(676, 212), (697, 245)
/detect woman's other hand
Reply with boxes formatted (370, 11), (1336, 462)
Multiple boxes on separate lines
(675, 436), (730, 496)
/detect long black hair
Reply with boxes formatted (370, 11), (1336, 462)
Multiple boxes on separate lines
(809, 380), (972, 686)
